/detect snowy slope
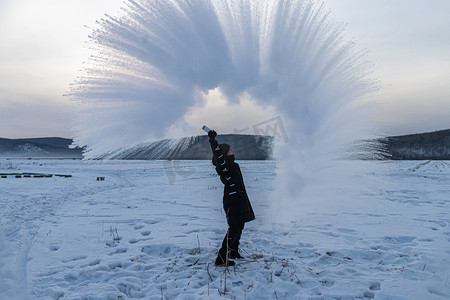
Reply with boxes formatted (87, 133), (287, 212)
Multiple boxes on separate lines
(381, 129), (450, 160)
(0, 138), (83, 159)
(0, 160), (449, 299)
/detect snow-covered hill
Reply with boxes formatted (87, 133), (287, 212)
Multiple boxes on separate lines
(381, 129), (450, 160)
(0, 138), (83, 159)
(0, 135), (272, 160)
(2, 129), (450, 160)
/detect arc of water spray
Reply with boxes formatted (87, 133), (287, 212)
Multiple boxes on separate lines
(68, 0), (376, 160)
(68, 0), (379, 209)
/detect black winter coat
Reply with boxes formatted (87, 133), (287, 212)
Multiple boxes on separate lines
(210, 139), (255, 225)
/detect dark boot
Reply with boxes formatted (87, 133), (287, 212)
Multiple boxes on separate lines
(229, 250), (244, 259)
(215, 251), (235, 267)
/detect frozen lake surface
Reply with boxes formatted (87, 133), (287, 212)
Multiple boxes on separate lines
(0, 159), (449, 299)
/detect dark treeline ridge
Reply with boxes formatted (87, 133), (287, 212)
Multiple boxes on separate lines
(1, 129), (449, 160)
(379, 129), (450, 160)
(0, 137), (83, 159)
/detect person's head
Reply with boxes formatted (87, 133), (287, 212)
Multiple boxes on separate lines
(212, 143), (235, 166)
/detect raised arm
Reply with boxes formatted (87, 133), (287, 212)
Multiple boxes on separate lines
(208, 130), (218, 151)
(208, 130), (226, 170)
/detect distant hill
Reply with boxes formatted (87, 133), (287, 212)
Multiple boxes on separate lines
(1, 129), (449, 160)
(0, 137), (83, 159)
(379, 129), (450, 160)
(0, 135), (273, 160)
(96, 134), (274, 160)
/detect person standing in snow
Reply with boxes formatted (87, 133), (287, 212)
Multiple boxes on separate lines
(207, 130), (255, 266)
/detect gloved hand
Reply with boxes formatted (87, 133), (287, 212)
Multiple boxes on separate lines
(208, 130), (217, 140)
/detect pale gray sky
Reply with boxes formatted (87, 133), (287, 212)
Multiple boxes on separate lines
(325, 0), (450, 136)
(0, 0), (449, 138)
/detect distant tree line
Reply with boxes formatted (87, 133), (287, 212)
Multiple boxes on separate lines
(2, 130), (450, 160)
(379, 129), (450, 160)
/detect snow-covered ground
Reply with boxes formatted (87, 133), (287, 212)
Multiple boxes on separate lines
(0, 159), (449, 299)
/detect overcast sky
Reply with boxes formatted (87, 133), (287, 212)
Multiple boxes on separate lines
(0, 0), (449, 138)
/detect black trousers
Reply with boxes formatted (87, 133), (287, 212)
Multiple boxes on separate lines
(217, 222), (244, 261)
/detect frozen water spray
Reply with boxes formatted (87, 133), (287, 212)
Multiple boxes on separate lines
(68, 0), (378, 213)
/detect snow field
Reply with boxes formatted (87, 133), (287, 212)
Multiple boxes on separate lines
(0, 159), (449, 299)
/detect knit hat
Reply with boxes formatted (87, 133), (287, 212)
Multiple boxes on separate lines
(218, 143), (230, 156)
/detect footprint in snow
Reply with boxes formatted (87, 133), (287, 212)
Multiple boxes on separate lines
(428, 220), (447, 228)
(140, 230), (152, 236)
(61, 255), (87, 263)
(428, 286), (450, 298)
(383, 236), (416, 244)
(369, 282), (381, 291)
(109, 248), (127, 256)
(63, 274), (78, 282)
(337, 228), (358, 234)
(81, 259), (101, 267)
(141, 244), (173, 257)
(319, 279), (335, 287)
(321, 231), (340, 238)
(418, 238), (433, 242)
(49, 245), (60, 251)
(108, 262), (127, 270)
(144, 220), (160, 225)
